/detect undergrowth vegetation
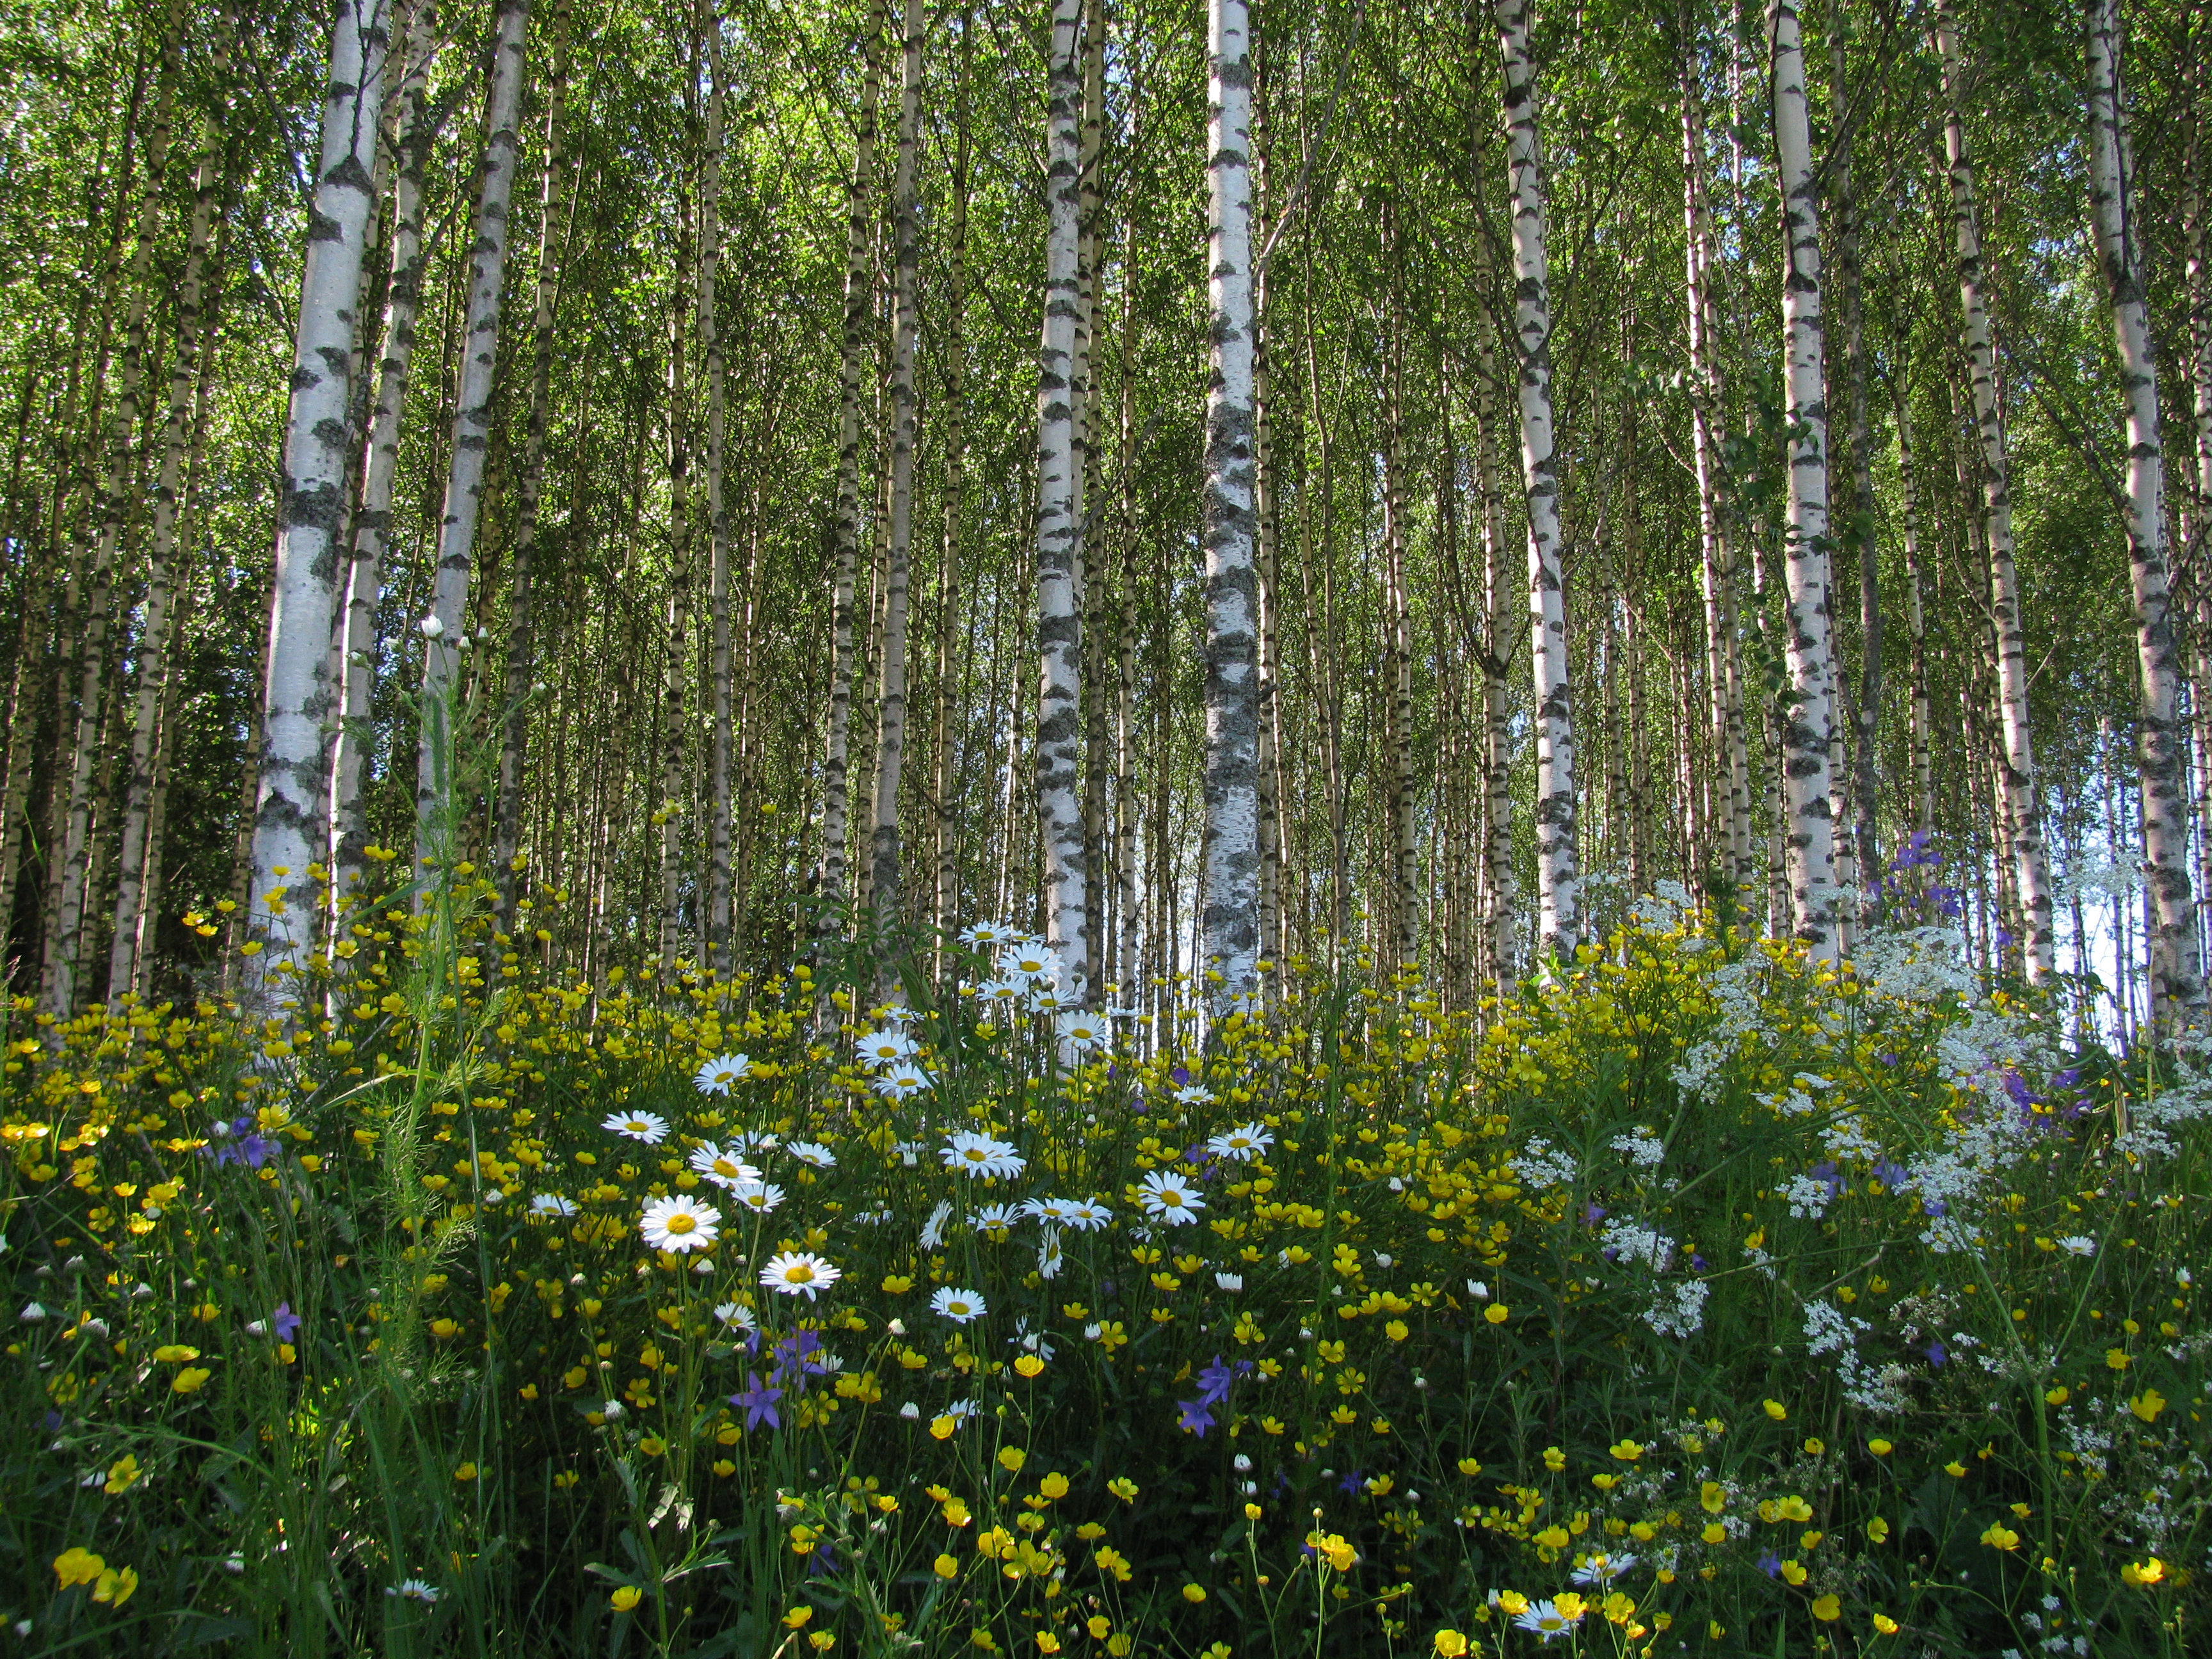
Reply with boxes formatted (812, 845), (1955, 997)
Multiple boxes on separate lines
(2, 863), (2206, 1657)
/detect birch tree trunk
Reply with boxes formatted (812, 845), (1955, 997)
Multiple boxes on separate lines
(2087, 0), (2207, 1023)
(1935, 0), (2055, 981)
(495, 0), (573, 926)
(333, 0), (439, 907)
(661, 296), (692, 966)
(47, 2), (182, 1014)
(1036, 0), (1090, 991)
(417, 0), (529, 851)
(869, 0), (923, 936)
(694, 0), (733, 967)
(1830, 25), (1883, 910)
(1197, 0), (1259, 1004)
(1382, 347), (1416, 970)
(932, 6), (972, 966)
(1893, 374), (1934, 837)
(1495, 0), (1580, 958)
(249, 0), (392, 995)
(107, 105), (222, 1004)
(1768, 0), (1840, 959)
(1473, 314), (1518, 990)
(820, 0), (887, 921)
(1682, 73), (1756, 904)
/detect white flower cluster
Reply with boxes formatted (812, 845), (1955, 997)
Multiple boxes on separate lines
(2113, 1058), (2212, 1163)
(1851, 925), (1980, 1004)
(1783, 1173), (1835, 1221)
(1609, 1128), (1666, 1168)
(1643, 1279), (1710, 1340)
(1820, 1118), (1883, 1163)
(1600, 1218), (1674, 1272)
(1670, 958), (1764, 1102)
(1510, 1136), (1580, 1189)
(1803, 1297), (1911, 1413)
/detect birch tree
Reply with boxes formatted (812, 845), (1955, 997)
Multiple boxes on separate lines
(2087, 0), (2205, 1023)
(1036, 0), (1088, 991)
(1199, 0), (1259, 1003)
(1495, 0), (1579, 959)
(1768, 0), (1840, 958)
(869, 0), (924, 931)
(416, 0), (529, 847)
(696, 0), (732, 966)
(1936, 0), (2055, 981)
(333, 0), (440, 906)
(248, 0), (391, 996)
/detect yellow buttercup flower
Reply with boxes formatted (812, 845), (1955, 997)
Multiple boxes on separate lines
(93, 1565), (138, 1606)
(1433, 1631), (1469, 1656)
(54, 1548), (106, 1589)
(610, 1585), (642, 1610)
(2122, 1558), (2165, 1587)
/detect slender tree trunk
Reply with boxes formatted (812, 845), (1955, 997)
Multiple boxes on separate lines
(932, 7), (972, 970)
(1036, 0), (1089, 990)
(416, 0), (529, 849)
(1198, 0), (1259, 1004)
(47, 2), (183, 1014)
(1830, 24), (1883, 911)
(869, 0), (924, 950)
(1934, 0), (2054, 980)
(691, 0), (735, 968)
(106, 106), (221, 1004)
(1381, 345), (1416, 970)
(1115, 198), (1142, 999)
(1893, 374), (1935, 837)
(1769, 0), (1840, 958)
(1473, 317), (1518, 989)
(821, 0), (887, 923)
(333, 0), (439, 908)
(495, 0), (572, 926)
(1495, 0), (1580, 958)
(250, 0), (392, 994)
(2088, 0), (2206, 1022)
(661, 281), (693, 964)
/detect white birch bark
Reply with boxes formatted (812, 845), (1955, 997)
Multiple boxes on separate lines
(932, 8), (972, 962)
(1036, 0), (1090, 991)
(1495, 0), (1579, 958)
(248, 0), (391, 998)
(820, 0), (887, 919)
(2087, 0), (2206, 1021)
(47, 6), (184, 1014)
(1936, 0), (2055, 981)
(1198, 0), (1259, 1004)
(333, 0), (438, 908)
(415, 0), (529, 849)
(1768, 0), (1840, 958)
(1473, 313), (1518, 990)
(496, 0), (573, 926)
(870, 0), (923, 931)
(1893, 376), (1935, 836)
(697, 0), (733, 967)
(107, 114), (221, 1004)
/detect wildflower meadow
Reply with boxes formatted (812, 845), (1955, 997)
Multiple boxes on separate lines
(2, 861), (2206, 1659)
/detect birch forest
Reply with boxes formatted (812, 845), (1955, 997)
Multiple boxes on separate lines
(0, 0), (2205, 1039)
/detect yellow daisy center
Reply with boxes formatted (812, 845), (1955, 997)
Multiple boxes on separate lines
(665, 1214), (696, 1235)
(785, 1264), (815, 1283)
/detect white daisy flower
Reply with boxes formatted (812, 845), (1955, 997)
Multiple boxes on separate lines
(529, 1194), (577, 1218)
(1135, 1170), (1205, 1225)
(728, 1182), (785, 1215)
(931, 1286), (988, 1324)
(694, 1053), (755, 1094)
(1062, 1198), (1112, 1231)
(1174, 1084), (1216, 1107)
(787, 1141), (837, 1169)
(1023, 1196), (1082, 1224)
(689, 1144), (763, 1188)
(639, 1194), (721, 1254)
(1055, 1011), (1109, 1050)
(856, 1027), (917, 1068)
(1206, 1123), (1274, 1162)
(960, 920), (1018, 949)
(712, 1301), (758, 1333)
(1214, 1272), (1244, 1292)
(972, 1201), (1021, 1232)
(874, 1061), (934, 1101)
(1029, 986), (1073, 1014)
(759, 1252), (841, 1300)
(975, 979), (1026, 1007)
(1569, 1551), (1635, 1586)
(1036, 1231), (1065, 1279)
(918, 1200), (954, 1250)
(997, 943), (1062, 986)
(942, 1132), (1025, 1181)
(1514, 1599), (1582, 1640)
(386, 1578), (441, 1603)
(602, 1110), (670, 1144)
